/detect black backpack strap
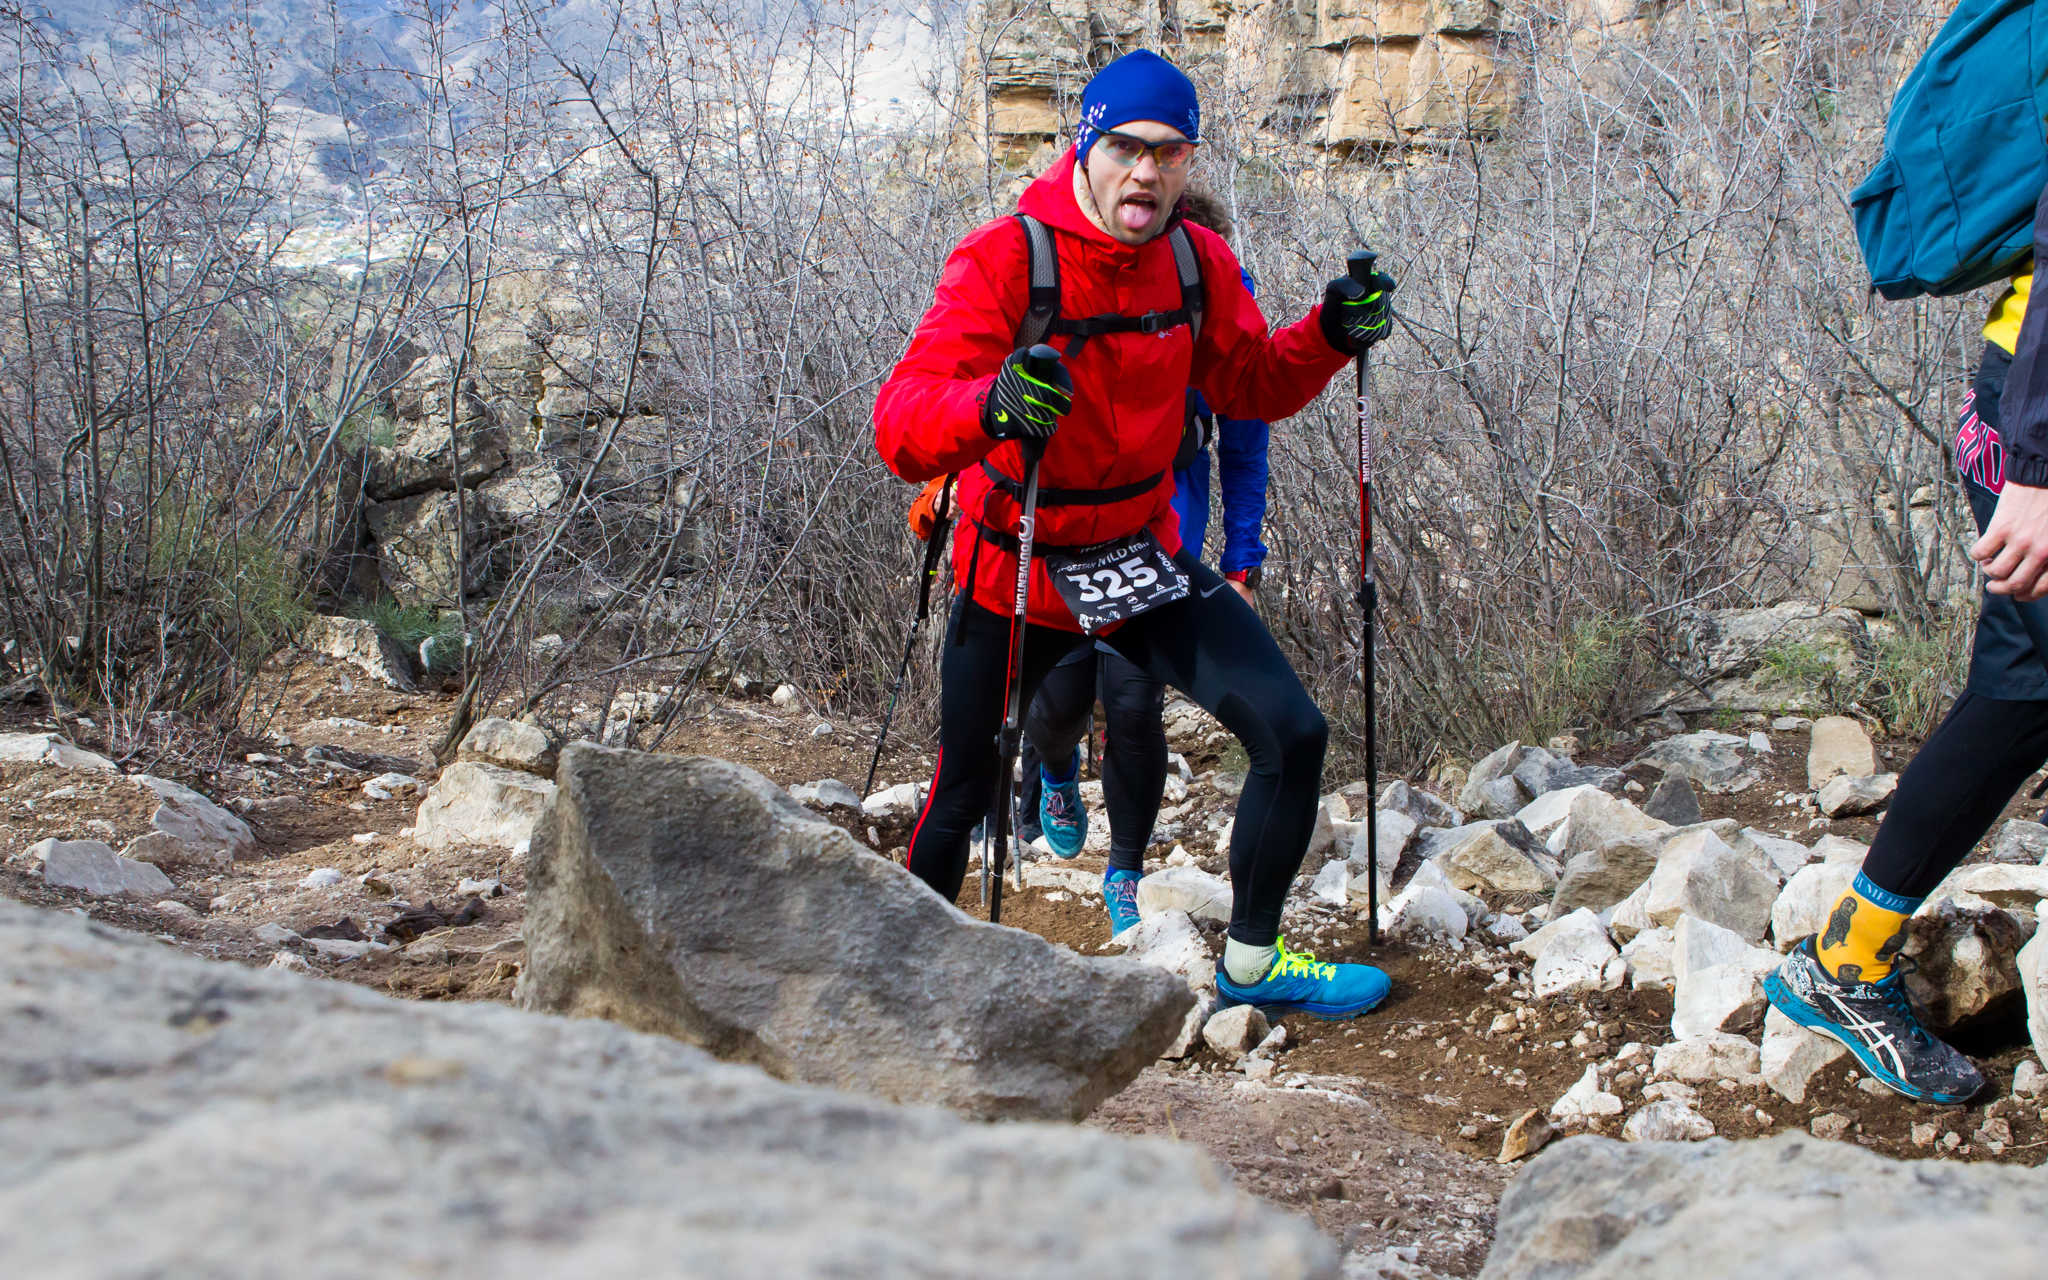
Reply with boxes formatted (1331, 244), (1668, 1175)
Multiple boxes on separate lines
(1167, 224), (1203, 345)
(980, 458), (1166, 507)
(1015, 214), (1059, 349)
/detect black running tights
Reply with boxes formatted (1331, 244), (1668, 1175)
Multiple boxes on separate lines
(904, 551), (1327, 945)
(1863, 691), (2048, 898)
(1020, 647), (1168, 873)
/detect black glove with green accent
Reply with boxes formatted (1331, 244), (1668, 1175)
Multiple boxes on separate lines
(981, 345), (1073, 441)
(1319, 269), (1397, 355)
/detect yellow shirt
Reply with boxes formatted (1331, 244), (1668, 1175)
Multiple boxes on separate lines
(1986, 267), (2033, 354)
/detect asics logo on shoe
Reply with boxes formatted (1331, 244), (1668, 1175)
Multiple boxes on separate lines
(1819, 988), (1906, 1079)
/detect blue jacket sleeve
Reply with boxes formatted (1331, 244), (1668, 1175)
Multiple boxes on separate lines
(1213, 412), (1270, 573)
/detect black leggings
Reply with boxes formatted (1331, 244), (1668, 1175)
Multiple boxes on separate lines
(1019, 647), (1168, 873)
(905, 551), (1327, 945)
(1862, 342), (2048, 897)
(1863, 692), (2048, 897)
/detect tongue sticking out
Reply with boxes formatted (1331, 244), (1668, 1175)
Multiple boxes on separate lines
(1118, 197), (1157, 234)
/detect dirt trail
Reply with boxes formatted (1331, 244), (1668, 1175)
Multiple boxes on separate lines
(6, 655), (2048, 1278)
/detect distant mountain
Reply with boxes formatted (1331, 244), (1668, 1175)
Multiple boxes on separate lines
(29, 1), (956, 211)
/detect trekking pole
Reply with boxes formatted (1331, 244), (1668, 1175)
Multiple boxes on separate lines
(1350, 249), (1382, 948)
(988, 344), (1061, 924)
(864, 478), (955, 801)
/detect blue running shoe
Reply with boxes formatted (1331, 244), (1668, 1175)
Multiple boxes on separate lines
(1103, 869), (1142, 937)
(1764, 937), (1983, 1105)
(1038, 756), (1087, 859)
(1215, 938), (1391, 1020)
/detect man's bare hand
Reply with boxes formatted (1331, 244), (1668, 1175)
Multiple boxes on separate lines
(1228, 578), (1256, 608)
(1973, 482), (2048, 602)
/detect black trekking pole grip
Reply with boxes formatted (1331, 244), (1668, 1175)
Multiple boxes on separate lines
(1348, 249), (1379, 286)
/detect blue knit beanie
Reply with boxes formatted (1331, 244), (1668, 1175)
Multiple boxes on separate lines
(1074, 50), (1200, 168)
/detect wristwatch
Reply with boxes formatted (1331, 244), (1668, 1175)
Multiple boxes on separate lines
(1225, 566), (1263, 590)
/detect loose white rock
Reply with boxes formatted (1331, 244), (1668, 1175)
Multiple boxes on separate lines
(1990, 819), (2048, 866)
(1817, 773), (1897, 819)
(1671, 915), (1781, 1040)
(1806, 716), (1876, 791)
(1643, 828), (1776, 942)
(1653, 1032), (1761, 1082)
(1760, 1006), (1848, 1104)
(128, 775), (257, 870)
(415, 762), (557, 852)
(1811, 834), (1870, 865)
(861, 782), (924, 823)
(458, 717), (557, 776)
(1549, 1065), (1624, 1127)
(1622, 925), (1677, 990)
(1931, 864), (2048, 912)
(1309, 859), (1352, 908)
(790, 779), (863, 811)
(1608, 880), (1655, 943)
(1517, 786), (1667, 859)
(2014, 925), (2048, 1069)
(299, 868), (345, 890)
(1528, 910), (1625, 998)
(1740, 827), (1814, 880)
(1433, 820), (1557, 894)
(363, 773), (422, 801)
(1378, 882), (1468, 945)
(1135, 866), (1231, 925)
(0, 732), (117, 772)
(2013, 1059), (2046, 1098)
(1623, 1099), (1716, 1142)
(1201, 1004), (1270, 1062)
(1115, 910), (1215, 995)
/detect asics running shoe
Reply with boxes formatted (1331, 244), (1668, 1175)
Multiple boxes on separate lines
(1764, 937), (1984, 1105)
(1103, 868), (1142, 938)
(1039, 756), (1087, 859)
(1215, 937), (1391, 1020)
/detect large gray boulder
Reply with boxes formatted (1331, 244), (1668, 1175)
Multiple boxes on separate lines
(1630, 731), (1760, 794)
(1652, 601), (1869, 715)
(518, 746), (1194, 1122)
(0, 900), (1332, 1278)
(34, 839), (173, 898)
(1481, 1132), (2045, 1279)
(1552, 834), (1660, 916)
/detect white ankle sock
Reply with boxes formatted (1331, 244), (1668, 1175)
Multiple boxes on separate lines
(1223, 938), (1278, 985)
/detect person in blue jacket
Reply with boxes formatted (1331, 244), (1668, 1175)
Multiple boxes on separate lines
(1016, 188), (1272, 937)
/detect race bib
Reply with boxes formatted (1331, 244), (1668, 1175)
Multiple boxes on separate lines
(1045, 531), (1190, 634)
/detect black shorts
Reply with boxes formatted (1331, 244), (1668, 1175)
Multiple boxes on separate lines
(1956, 343), (2048, 701)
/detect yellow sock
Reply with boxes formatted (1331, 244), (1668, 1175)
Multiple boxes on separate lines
(1814, 873), (1921, 983)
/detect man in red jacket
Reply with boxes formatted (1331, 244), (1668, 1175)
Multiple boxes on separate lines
(874, 49), (1396, 1018)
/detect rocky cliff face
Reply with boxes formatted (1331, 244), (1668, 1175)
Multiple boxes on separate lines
(962, 0), (1520, 159)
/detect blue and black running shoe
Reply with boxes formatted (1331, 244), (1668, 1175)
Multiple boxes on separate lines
(1039, 756), (1087, 859)
(1764, 937), (1984, 1105)
(1215, 938), (1391, 1020)
(1103, 868), (1142, 938)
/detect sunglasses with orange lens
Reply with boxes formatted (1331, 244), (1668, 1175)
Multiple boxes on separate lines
(1095, 129), (1198, 171)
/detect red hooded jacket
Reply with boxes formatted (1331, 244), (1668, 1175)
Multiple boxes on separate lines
(874, 150), (1352, 630)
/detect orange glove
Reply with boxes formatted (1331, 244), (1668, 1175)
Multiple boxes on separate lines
(908, 475), (951, 541)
